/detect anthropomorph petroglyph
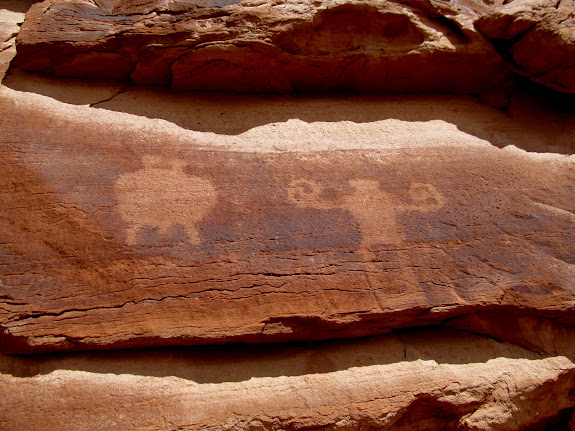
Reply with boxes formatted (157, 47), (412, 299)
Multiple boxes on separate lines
(114, 156), (217, 246)
(288, 179), (444, 248)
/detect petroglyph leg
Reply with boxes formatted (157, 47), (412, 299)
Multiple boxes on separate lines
(345, 179), (405, 246)
(184, 226), (201, 244)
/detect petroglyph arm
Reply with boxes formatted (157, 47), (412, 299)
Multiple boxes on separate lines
(287, 180), (336, 210)
(403, 183), (445, 212)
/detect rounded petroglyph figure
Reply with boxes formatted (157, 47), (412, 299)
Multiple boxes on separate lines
(114, 155), (217, 245)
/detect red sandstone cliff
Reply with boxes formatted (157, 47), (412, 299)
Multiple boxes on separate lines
(1, 0), (575, 429)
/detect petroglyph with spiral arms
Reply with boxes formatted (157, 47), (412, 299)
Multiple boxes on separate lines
(288, 179), (444, 248)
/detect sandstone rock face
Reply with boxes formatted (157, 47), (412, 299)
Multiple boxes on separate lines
(476, 0), (575, 94)
(1, 111), (575, 354)
(2, 32), (575, 355)
(2, 0), (575, 429)
(12, 0), (511, 94)
(2, 70), (575, 354)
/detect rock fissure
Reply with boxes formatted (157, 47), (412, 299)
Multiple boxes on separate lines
(89, 83), (129, 107)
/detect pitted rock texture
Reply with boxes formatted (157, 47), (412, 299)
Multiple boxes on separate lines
(475, 0), (575, 94)
(12, 0), (512, 94)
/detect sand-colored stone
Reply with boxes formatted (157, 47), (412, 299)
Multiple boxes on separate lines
(2, 327), (575, 430)
(13, 0), (575, 96)
(1, 2), (575, 353)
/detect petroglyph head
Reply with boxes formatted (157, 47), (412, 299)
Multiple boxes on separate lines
(114, 156), (217, 246)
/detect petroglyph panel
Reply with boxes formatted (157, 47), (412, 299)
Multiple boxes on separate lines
(288, 180), (445, 248)
(114, 156), (217, 246)
(3, 120), (574, 354)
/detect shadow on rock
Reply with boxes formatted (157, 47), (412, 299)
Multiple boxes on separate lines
(0, 0), (37, 14)
(3, 69), (575, 155)
(0, 327), (547, 382)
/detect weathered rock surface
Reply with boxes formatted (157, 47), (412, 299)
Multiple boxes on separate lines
(12, 0), (575, 95)
(1, 79), (575, 354)
(2, 327), (575, 430)
(1, 5), (575, 352)
(2, 0), (575, 429)
(476, 0), (575, 93)
(12, 0), (512, 95)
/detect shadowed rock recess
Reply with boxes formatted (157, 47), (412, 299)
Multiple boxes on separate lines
(1, 0), (575, 429)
